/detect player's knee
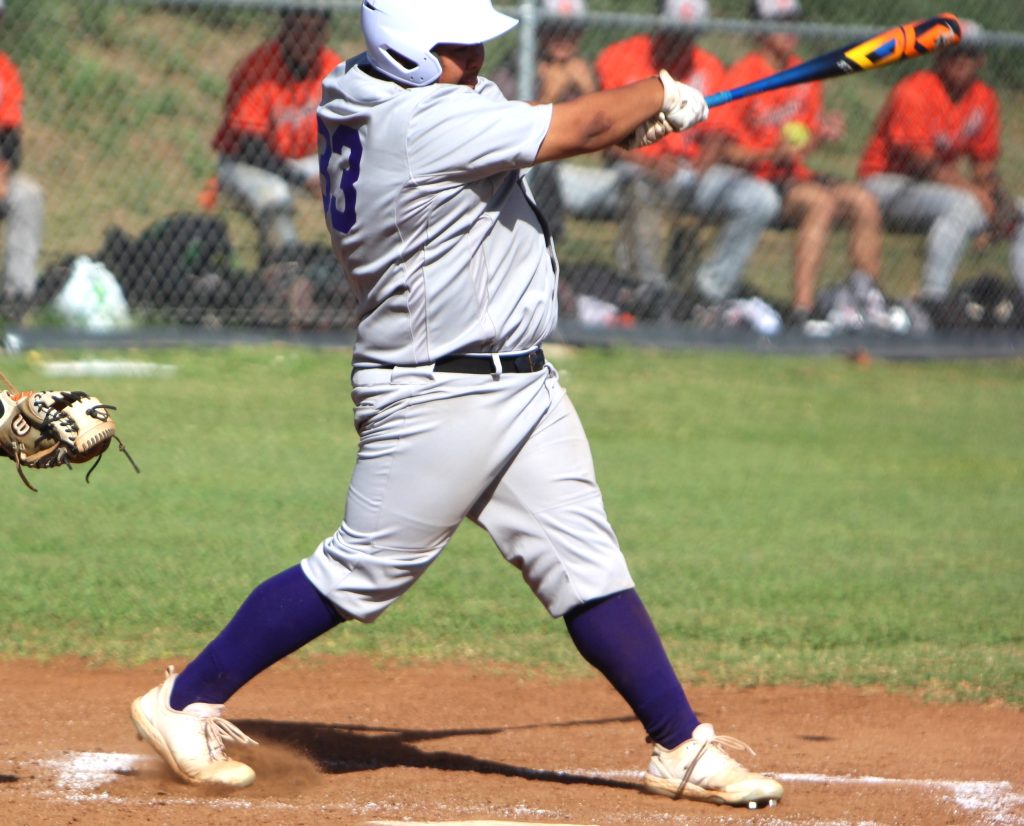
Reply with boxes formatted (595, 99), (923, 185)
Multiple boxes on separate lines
(738, 180), (782, 225)
(848, 186), (880, 217)
(793, 186), (837, 226)
(7, 175), (44, 211)
(841, 186), (882, 228)
(945, 190), (987, 232)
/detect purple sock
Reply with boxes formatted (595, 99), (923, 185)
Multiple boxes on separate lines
(564, 589), (700, 749)
(169, 565), (343, 710)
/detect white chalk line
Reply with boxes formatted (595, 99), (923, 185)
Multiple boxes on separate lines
(24, 751), (1023, 826)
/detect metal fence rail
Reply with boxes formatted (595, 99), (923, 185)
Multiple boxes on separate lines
(0, 0), (1021, 344)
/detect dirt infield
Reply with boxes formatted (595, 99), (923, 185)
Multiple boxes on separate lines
(1, 656), (1021, 825)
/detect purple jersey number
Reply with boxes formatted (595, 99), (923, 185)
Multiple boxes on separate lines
(319, 119), (363, 234)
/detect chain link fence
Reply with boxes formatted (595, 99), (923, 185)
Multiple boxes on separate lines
(2, 0), (1023, 340)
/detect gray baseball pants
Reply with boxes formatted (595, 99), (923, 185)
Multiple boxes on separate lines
(863, 172), (1024, 299)
(217, 155), (319, 259)
(620, 163), (781, 299)
(3, 172), (44, 301)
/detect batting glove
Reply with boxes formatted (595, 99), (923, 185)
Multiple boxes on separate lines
(659, 70), (709, 131)
(619, 71), (709, 151)
(620, 112), (672, 150)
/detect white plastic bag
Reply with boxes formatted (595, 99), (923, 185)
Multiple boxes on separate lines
(53, 256), (133, 332)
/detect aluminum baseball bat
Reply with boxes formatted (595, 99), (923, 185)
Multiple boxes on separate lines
(705, 12), (962, 109)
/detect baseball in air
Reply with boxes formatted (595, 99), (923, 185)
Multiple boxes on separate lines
(781, 120), (812, 150)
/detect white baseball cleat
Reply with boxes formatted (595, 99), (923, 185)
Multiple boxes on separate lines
(131, 665), (258, 787)
(643, 723), (783, 807)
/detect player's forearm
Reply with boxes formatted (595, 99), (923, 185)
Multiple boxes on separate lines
(536, 77), (663, 163)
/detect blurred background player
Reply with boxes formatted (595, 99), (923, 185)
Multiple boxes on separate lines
(595, 0), (779, 320)
(495, 0), (625, 248)
(490, 0), (635, 325)
(858, 18), (1024, 323)
(718, 0), (888, 330)
(535, 0), (596, 105)
(211, 9), (341, 264)
(0, 0), (44, 317)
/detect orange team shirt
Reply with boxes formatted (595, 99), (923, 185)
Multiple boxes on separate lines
(594, 34), (726, 162)
(0, 53), (24, 129)
(213, 40), (342, 159)
(858, 70), (999, 178)
(718, 51), (821, 183)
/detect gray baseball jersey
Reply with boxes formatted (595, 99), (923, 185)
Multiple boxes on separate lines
(317, 54), (558, 366)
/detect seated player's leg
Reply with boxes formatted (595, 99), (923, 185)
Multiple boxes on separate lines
(1010, 195), (1024, 296)
(217, 159), (297, 261)
(3, 172), (45, 302)
(864, 173), (987, 301)
(782, 180), (837, 318)
(692, 165), (781, 304)
(833, 181), (883, 281)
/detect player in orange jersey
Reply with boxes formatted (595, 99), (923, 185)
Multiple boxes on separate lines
(595, 0), (780, 318)
(718, 0), (890, 331)
(0, 0), (44, 314)
(213, 9), (342, 264)
(858, 19), (1024, 321)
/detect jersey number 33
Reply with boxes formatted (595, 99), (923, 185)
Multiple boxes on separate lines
(318, 120), (363, 234)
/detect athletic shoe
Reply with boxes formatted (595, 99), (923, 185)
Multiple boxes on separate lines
(131, 665), (258, 787)
(643, 723), (784, 808)
(825, 284), (865, 333)
(848, 272), (891, 331)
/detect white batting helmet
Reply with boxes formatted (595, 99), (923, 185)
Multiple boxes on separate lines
(542, 0), (587, 15)
(361, 0), (518, 87)
(661, 0), (709, 22)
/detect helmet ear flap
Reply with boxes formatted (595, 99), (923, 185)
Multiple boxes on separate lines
(362, 0), (442, 86)
(376, 42), (443, 87)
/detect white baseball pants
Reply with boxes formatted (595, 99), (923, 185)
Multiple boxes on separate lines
(302, 363), (635, 622)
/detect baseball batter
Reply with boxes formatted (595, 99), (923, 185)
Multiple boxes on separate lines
(131, 0), (783, 809)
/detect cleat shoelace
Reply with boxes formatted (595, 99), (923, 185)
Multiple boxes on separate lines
(673, 732), (756, 800)
(198, 713), (259, 762)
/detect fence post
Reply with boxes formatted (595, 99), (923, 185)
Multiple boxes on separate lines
(515, 0), (538, 102)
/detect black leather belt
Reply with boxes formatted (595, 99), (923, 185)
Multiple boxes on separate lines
(435, 348), (546, 374)
(355, 348), (546, 375)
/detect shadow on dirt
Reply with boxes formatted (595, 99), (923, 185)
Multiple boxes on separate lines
(235, 715), (638, 790)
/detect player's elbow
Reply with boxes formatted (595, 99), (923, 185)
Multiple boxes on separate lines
(538, 108), (616, 163)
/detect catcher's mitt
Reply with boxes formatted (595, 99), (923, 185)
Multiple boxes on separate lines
(1, 376), (139, 492)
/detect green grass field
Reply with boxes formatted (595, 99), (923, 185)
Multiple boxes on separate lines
(3, 344), (1022, 706)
